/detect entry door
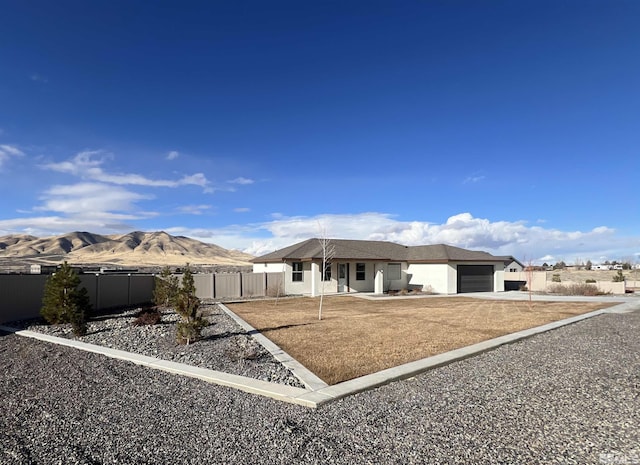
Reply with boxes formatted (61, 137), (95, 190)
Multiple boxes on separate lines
(338, 263), (347, 292)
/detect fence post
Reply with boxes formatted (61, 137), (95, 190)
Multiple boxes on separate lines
(95, 274), (100, 311)
(238, 272), (243, 298)
(127, 274), (132, 306)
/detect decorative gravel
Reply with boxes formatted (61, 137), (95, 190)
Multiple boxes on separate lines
(1, 308), (638, 464)
(10, 304), (305, 388)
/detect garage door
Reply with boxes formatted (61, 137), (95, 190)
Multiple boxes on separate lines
(457, 265), (494, 293)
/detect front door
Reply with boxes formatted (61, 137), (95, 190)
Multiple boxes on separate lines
(338, 263), (347, 292)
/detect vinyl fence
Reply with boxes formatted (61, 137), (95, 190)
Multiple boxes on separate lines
(0, 274), (155, 324)
(192, 272), (284, 300)
(0, 272), (282, 324)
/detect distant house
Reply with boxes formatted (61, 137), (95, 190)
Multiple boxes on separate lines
(501, 257), (525, 273)
(252, 239), (512, 295)
(592, 264), (613, 270)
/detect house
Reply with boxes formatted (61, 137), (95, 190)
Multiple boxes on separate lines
(592, 264), (612, 270)
(252, 238), (511, 295)
(501, 256), (525, 273)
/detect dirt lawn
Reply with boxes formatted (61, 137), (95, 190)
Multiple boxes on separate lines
(227, 296), (613, 385)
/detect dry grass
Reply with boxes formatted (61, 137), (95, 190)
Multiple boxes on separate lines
(227, 296), (613, 385)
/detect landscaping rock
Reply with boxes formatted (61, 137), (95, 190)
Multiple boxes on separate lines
(11, 304), (304, 388)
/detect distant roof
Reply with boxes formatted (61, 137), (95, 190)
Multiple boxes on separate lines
(252, 238), (506, 263)
(496, 256), (525, 267)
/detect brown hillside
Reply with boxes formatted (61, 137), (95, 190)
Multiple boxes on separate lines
(0, 231), (253, 267)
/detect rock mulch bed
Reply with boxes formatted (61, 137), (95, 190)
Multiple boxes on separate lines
(10, 303), (304, 388)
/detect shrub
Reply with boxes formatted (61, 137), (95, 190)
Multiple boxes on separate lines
(552, 274), (561, 282)
(612, 270), (625, 282)
(133, 307), (162, 326)
(174, 264), (207, 345)
(585, 279), (596, 283)
(546, 283), (603, 296)
(41, 261), (91, 336)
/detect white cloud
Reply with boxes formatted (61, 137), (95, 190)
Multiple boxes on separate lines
(0, 215), (140, 237)
(463, 172), (486, 184)
(35, 182), (153, 215)
(234, 207), (250, 213)
(177, 204), (212, 215)
(40, 151), (213, 190)
(166, 150), (179, 160)
(179, 212), (628, 263)
(228, 177), (254, 185)
(0, 144), (24, 168)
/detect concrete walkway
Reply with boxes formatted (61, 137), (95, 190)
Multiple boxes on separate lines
(3, 293), (639, 408)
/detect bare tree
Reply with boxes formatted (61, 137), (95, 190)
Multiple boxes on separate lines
(317, 227), (335, 321)
(524, 256), (534, 310)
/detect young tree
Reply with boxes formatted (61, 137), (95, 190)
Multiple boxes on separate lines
(317, 230), (335, 321)
(174, 264), (206, 345)
(612, 269), (625, 282)
(585, 260), (592, 271)
(41, 261), (91, 336)
(153, 265), (179, 308)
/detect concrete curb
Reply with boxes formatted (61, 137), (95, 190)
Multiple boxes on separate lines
(3, 298), (637, 409)
(0, 324), (310, 406)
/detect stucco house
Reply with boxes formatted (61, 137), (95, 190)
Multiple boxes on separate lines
(252, 238), (511, 296)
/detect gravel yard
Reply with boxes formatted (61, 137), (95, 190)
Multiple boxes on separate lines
(1, 307), (638, 464)
(8, 304), (303, 387)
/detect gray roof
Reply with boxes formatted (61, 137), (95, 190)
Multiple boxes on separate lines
(252, 238), (506, 263)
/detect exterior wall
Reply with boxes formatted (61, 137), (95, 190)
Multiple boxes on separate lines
(505, 261), (524, 272)
(383, 262), (408, 291)
(409, 262), (505, 294)
(282, 261), (311, 296)
(252, 262), (285, 273)
(310, 261), (409, 295)
(407, 263), (452, 294)
(493, 262), (505, 292)
(347, 261), (375, 293)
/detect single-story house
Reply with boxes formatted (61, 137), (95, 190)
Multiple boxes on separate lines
(252, 238), (513, 295)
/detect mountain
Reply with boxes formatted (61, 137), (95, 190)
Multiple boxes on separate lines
(0, 231), (254, 267)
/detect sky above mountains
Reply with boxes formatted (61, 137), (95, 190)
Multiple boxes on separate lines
(1, 1), (638, 263)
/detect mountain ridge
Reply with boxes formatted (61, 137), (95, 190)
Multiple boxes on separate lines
(0, 231), (254, 267)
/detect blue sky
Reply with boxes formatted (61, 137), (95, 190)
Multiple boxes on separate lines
(1, 0), (638, 263)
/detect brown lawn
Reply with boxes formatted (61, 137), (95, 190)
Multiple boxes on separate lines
(227, 296), (613, 385)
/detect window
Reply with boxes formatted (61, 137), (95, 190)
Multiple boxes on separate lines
(322, 261), (332, 281)
(356, 263), (366, 280)
(292, 262), (303, 282)
(388, 263), (401, 280)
